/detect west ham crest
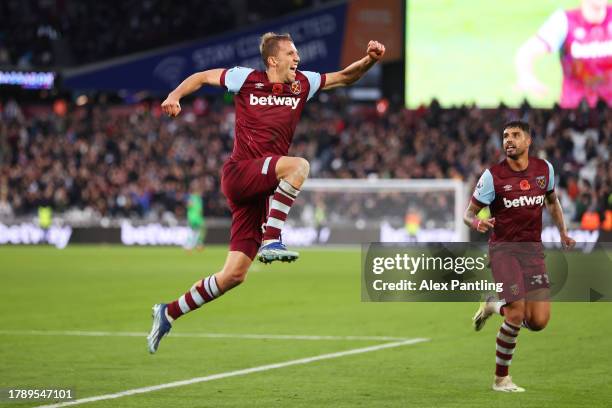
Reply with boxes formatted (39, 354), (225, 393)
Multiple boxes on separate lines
(290, 80), (301, 95)
(536, 175), (546, 189)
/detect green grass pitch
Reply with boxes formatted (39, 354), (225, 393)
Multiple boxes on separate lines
(0, 246), (610, 407)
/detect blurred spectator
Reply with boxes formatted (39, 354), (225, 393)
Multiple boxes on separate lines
(0, 180), (12, 217)
(0, 98), (610, 228)
(0, 0), (329, 68)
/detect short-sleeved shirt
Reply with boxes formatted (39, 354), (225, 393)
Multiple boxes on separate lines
(472, 158), (555, 243)
(220, 67), (326, 161)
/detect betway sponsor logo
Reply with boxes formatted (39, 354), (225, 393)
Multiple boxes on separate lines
(280, 225), (330, 246)
(571, 40), (612, 59)
(503, 195), (545, 208)
(121, 222), (190, 246)
(250, 94), (300, 110)
(0, 223), (72, 249)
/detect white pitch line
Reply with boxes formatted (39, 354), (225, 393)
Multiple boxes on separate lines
(36, 337), (429, 408)
(0, 329), (410, 342)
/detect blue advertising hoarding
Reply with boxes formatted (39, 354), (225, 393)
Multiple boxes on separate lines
(64, 3), (347, 92)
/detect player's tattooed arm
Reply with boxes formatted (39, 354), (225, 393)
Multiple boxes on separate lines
(463, 202), (495, 233)
(322, 41), (385, 90)
(161, 69), (224, 117)
(545, 191), (576, 249)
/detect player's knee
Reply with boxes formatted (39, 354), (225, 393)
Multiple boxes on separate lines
(217, 254), (251, 291)
(297, 157), (309, 175)
(503, 304), (525, 326)
(526, 315), (549, 331)
(290, 157), (309, 180)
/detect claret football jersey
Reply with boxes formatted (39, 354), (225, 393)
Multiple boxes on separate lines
(220, 67), (326, 161)
(472, 158), (555, 243)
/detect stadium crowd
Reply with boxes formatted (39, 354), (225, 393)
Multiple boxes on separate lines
(0, 0), (329, 68)
(0, 97), (610, 229)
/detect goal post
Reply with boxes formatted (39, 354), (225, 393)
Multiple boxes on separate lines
(281, 178), (469, 245)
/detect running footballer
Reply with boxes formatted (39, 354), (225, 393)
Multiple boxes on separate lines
(464, 120), (576, 392)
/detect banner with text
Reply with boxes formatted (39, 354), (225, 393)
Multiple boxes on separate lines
(64, 4), (348, 91)
(362, 242), (612, 302)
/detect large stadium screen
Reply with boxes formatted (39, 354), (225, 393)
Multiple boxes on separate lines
(405, 0), (596, 108)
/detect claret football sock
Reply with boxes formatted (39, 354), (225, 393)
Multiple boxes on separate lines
(262, 179), (300, 242)
(495, 320), (520, 377)
(166, 275), (222, 320)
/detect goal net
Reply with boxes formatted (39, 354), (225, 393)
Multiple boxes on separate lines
(280, 178), (469, 246)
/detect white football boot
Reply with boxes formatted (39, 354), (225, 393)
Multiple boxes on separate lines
(493, 376), (525, 392)
(472, 295), (498, 331)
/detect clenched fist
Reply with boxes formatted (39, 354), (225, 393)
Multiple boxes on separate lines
(560, 233), (576, 250)
(367, 40), (386, 61)
(161, 96), (181, 117)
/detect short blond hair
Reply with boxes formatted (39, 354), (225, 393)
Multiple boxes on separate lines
(260, 32), (293, 67)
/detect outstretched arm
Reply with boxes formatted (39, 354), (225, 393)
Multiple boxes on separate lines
(545, 191), (575, 249)
(161, 68), (225, 117)
(322, 40), (385, 90)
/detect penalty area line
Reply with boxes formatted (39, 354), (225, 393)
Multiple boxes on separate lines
(36, 337), (429, 408)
